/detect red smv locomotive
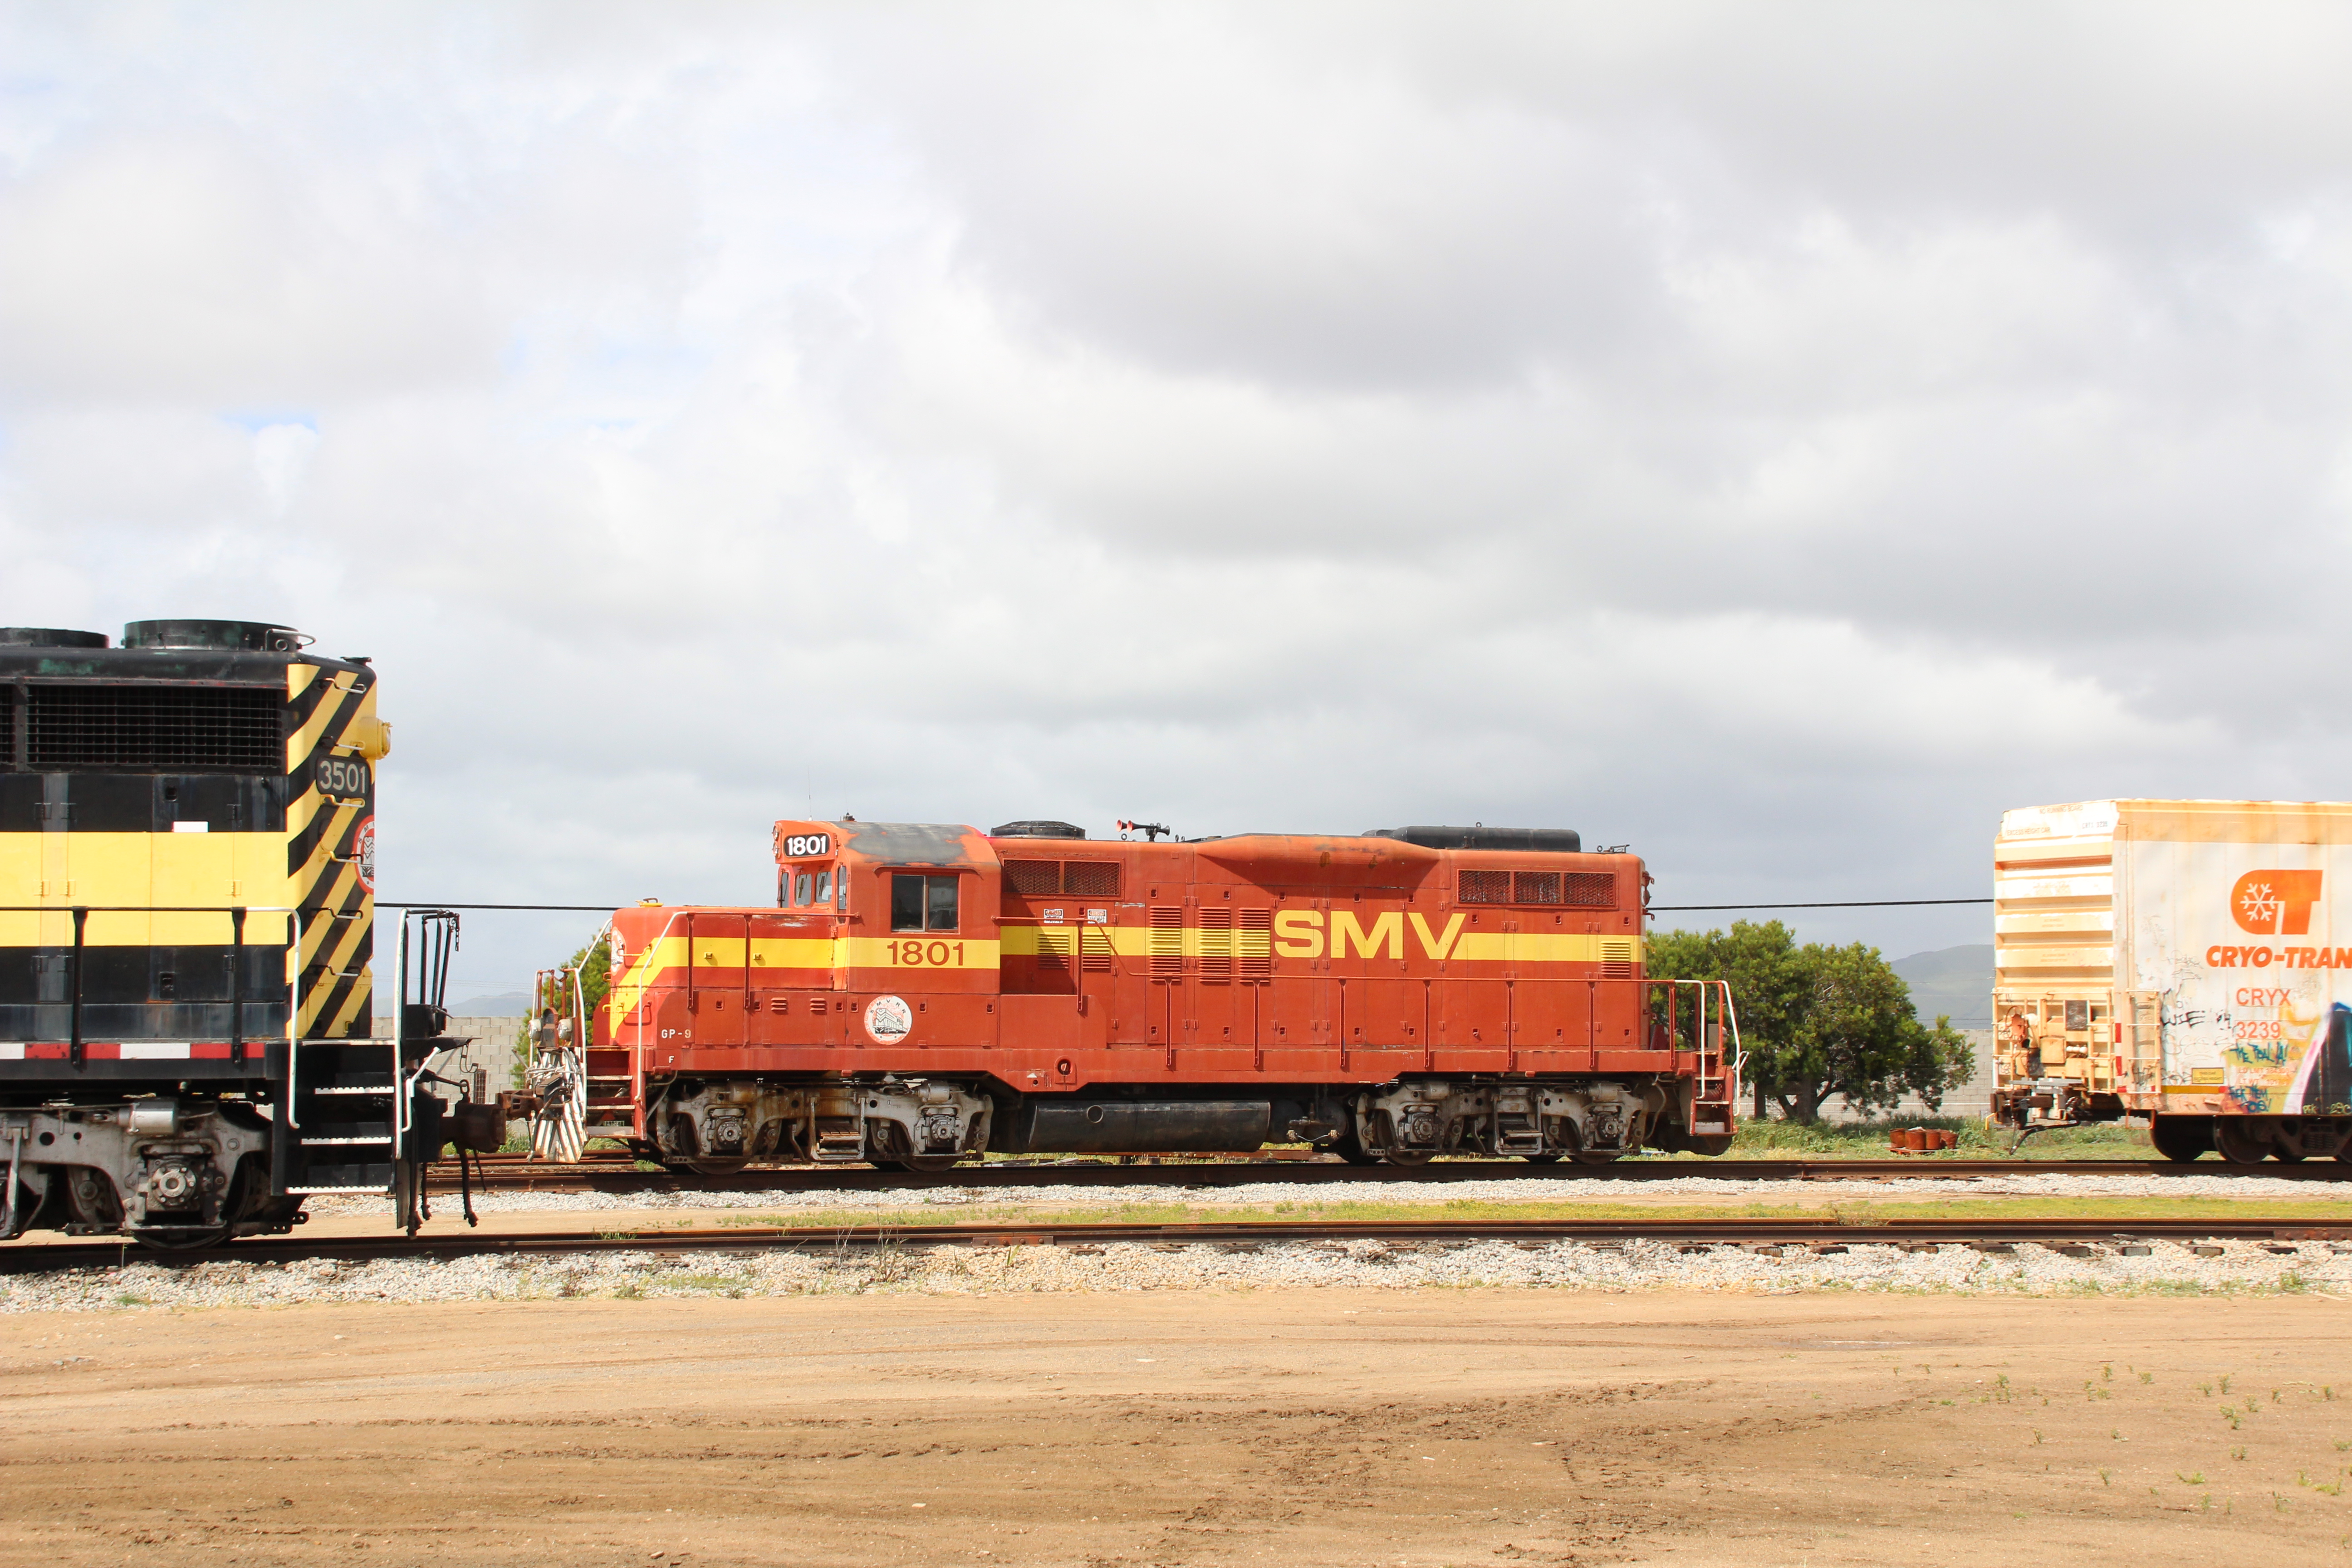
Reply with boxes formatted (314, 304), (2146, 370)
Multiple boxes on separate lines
(580, 820), (1739, 1170)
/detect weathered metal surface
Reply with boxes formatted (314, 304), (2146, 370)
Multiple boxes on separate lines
(1994, 799), (2352, 1147)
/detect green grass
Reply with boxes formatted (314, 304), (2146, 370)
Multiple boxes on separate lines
(1701, 1116), (2148, 1160)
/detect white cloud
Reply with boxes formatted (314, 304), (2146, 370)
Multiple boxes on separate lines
(2, 1), (2350, 992)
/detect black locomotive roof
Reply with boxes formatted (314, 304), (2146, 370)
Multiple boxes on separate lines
(0, 620), (370, 686)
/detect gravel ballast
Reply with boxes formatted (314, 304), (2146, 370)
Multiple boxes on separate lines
(2, 1236), (2348, 1313)
(5, 1161), (2351, 1313)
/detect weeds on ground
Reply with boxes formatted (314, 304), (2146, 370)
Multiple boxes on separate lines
(1717, 1117), (2146, 1161)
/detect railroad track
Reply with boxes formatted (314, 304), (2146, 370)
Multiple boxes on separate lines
(426, 1153), (2352, 1195)
(7, 1213), (2350, 1274)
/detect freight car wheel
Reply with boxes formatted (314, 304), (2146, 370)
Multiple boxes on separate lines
(2149, 1116), (2212, 1163)
(2211, 1120), (2273, 1165)
(1382, 1149), (1435, 1167)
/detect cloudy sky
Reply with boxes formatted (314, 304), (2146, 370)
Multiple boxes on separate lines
(5, 3), (2349, 1006)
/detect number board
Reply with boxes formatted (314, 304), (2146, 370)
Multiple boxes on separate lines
(783, 833), (832, 858)
(315, 755), (372, 803)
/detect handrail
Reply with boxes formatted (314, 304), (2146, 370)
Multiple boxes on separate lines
(392, 916), (409, 1148)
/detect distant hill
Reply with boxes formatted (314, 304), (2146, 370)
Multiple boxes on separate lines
(450, 992), (532, 1016)
(1890, 945), (1993, 1029)
(378, 991), (531, 1023)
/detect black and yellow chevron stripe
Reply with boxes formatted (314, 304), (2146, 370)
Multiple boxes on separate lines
(286, 663), (388, 1039)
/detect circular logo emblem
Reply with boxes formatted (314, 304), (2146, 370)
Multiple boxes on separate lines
(353, 815), (376, 895)
(864, 994), (914, 1044)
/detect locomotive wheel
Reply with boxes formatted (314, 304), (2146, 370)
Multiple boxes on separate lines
(676, 1158), (751, 1179)
(874, 1154), (964, 1173)
(2148, 1116), (2211, 1163)
(1382, 1149), (1435, 1167)
(1521, 1153), (1563, 1164)
(1330, 1131), (1382, 1166)
(2211, 1119), (2273, 1165)
(131, 1226), (231, 1252)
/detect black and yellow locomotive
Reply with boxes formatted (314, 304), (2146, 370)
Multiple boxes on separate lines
(0, 619), (463, 1246)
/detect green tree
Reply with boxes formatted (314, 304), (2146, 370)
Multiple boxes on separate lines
(513, 931), (612, 1081)
(1650, 920), (1974, 1122)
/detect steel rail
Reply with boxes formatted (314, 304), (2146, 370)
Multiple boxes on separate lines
(421, 1154), (2352, 1196)
(6, 1213), (2350, 1274)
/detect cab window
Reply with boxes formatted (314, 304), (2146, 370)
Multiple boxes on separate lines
(777, 868), (792, 907)
(794, 871), (813, 906)
(813, 867), (832, 905)
(891, 872), (960, 932)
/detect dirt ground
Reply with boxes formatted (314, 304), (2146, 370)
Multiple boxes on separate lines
(4, 1292), (2349, 1567)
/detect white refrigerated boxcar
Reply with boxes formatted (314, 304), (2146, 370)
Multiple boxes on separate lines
(1993, 799), (2352, 1163)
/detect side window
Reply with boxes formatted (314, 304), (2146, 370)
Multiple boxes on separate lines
(813, 867), (832, 905)
(892, 872), (961, 932)
(891, 873), (926, 931)
(778, 868), (792, 908)
(833, 868), (847, 911)
(794, 871), (813, 906)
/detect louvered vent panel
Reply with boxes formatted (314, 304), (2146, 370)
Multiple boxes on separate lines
(1148, 906), (1184, 978)
(1458, 870), (1510, 904)
(1196, 908), (1232, 984)
(1081, 923), (1114, 972)
(1514, 871), (1562, 905)
(1563, 872), (1616, 906)
(1600, 938), (1635, 979)
(1035, 927), (1076, 970)
(1236, 908), (1272, 982)
(1003, 859), (1060, 897)
(25, 684), (282, 772)
(1063, 860), (1121, 896)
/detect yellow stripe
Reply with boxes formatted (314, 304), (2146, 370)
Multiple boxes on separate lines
(289, 801), (359, 892)
(0, 832), (294, 946)
(1450, 932), (1642, 964)
(286, 667), (358, 770)
(295, 861), (362, 969)
(1000, 924), (1271, 959)
(998, 922), (1639, 965)
(612, 933), (1002, 1004)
